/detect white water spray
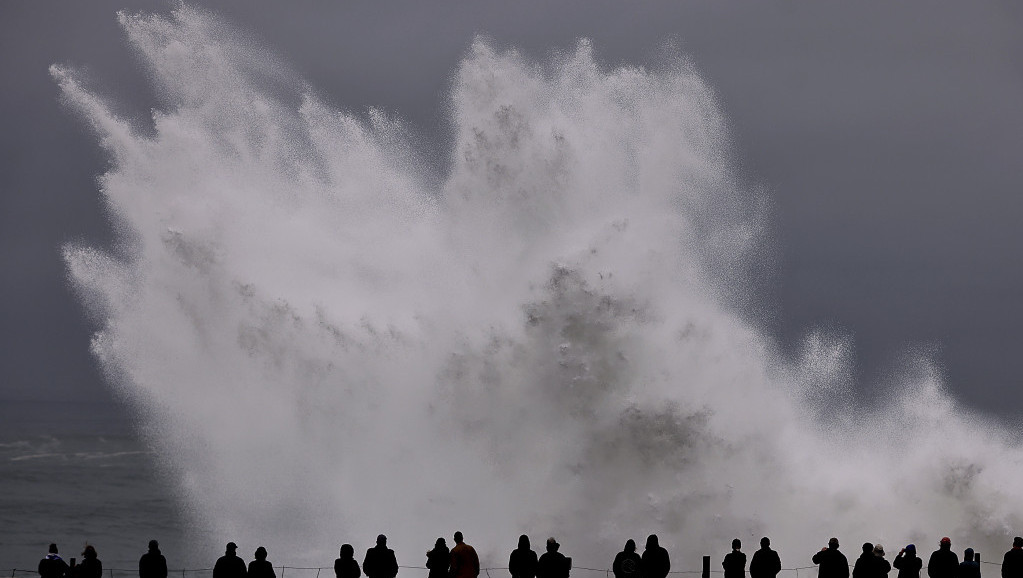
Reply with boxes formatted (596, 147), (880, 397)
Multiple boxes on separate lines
(55, 5), (1023, 570)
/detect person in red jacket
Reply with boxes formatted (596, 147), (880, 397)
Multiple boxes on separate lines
(449, 532), (480, 578)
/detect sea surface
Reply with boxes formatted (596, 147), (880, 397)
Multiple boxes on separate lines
(0, 400), (186, 573)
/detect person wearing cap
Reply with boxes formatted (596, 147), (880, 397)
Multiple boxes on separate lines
(1002, 538), (1023, 578)
(750, 537), (781, 578)
(537, 538), (570, 578)
(894, 545), (922, 578)
(449, 532), (480, 578)
(723, 539), (746, 578)
(39, 544), (70, 578)
(363, 535), (398, 578)
(337, 544), (362, 578)
(139, 540), (168, 578)
(213, 542), (247, 578)
(928, 538), (959, 578)
(853, 543), (876, 578)
(248, 547), (276, 578)
(873, 545), (891, 578)
(958, 548), (980, 578)
(643, 535), (670, 578)
(812, 538), (849, 578)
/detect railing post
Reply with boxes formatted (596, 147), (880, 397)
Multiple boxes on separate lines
(702, 556), (710, 578)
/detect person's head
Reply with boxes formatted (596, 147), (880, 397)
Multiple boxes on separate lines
(862, 543), (873, 555)
(377, 535), (387, 547)
(1014, 537), (1023, 549)
(82, 545), (97, 559)
(518, 536), (530, 550)
(873, 545), (885, 558)
(436, 538), (447, 549)
(454, 532), (464, 544)
(255, 547), (267, 561)
(624, 540), (636, 553)
(149, 540), (160, 552)
(732, 539), (741, 551)
(940, 538), (951, 550)
(546, 538), (559, 552)
(829, 538), (839, 550)
(226, 543), (238, 555)
(646, 535), (659, 550)
(964, 549), (974, 562)
(760, 537), (771, 549)
(906, 545), (916, 555)
(340, 544), (354, 559)
(48, 544), (58, 555)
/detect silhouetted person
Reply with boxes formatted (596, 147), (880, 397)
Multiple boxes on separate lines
(213, 542), (247, 578)
(813, 538), (849, 578)
(537, 538), (570, 578)
(248, 547), (276, 578)
(450, 532), (480, 578)
(724, 539), (747, 578)
(75, 546), (103, 578)
(1002, 538), (1023, 578)
(612, 540), (642, 578)
(427, 539), (449, 578)
(853, 543), (876, 578)
(364, 535), (399, 578)
(928, 538), (959, 578)
(643, 535), (671, 578)
(337, 544), (362, 578)
(751, 538), (782, 578)
(874, 545), (891, 578)
(140, 540), (168, 578)
(510, 535), (539, 578)
(958, 549), (980, 578)
(39, 544), (70, 578)
(894, 545), (923, 578)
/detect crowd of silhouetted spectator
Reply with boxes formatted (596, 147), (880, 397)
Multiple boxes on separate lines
(33, 534), (1023, 578)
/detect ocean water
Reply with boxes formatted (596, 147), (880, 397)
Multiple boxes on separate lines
(0, 402), (185, 571)
(38, 4), (1023, 574)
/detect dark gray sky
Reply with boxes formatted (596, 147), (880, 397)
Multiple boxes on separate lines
(2, 1), (1022, 422)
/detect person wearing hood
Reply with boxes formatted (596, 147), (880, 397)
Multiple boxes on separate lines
(723, 539), (747, 578)
(643, 535), (671, 578)
(139, 540), (168, 578)
(336, 544), (362, 578)
(853, 544), (876, 578)
(426, 539), (449, 578)
(364, 535), (399, 578)
(612, 540), (642, 578)
(510, 535), (539, 578)
(213, 542), (247, 578)
(75, 546), (103, 578)
(874, 545), (891, 578)
(248, 547), (276, 578)
(928, 538), (959, 578)
(958, 548), (980, 578)
(537, 538), (570, 578)
(750, 538), (781, 578)
(813, 538), (849, 578)
(894, 545), (923, 578)
(39, 544), (70, 578)
(1002, 537), (1023, 578)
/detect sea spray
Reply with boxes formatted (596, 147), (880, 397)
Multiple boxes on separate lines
(56, 5), (1023, 570)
